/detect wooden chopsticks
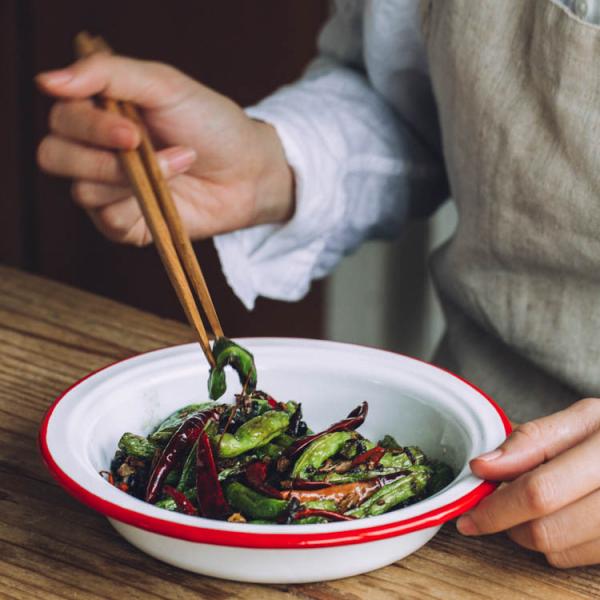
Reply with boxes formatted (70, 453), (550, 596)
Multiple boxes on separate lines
(74, 32), (222, 367)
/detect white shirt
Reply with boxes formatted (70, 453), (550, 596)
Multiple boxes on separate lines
(214, 0), (600, 310)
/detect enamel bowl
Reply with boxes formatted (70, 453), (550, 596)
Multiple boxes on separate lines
(39, 338), (510, 583)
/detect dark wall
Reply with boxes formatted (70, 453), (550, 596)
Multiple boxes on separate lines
(1, 0), (329, 338)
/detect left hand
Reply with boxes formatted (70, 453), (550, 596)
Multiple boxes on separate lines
(457, 397), (600, 568)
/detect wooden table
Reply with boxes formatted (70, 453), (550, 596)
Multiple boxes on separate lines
(1, 265), (598, 599)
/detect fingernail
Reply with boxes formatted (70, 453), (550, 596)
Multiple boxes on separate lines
(165, 148), (197, 173)
(457, 514), (478, 536)
(37, 69), (73, 87)
(476, 449), (503, 462)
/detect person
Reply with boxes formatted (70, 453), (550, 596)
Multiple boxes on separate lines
(36, 0), (600, 568)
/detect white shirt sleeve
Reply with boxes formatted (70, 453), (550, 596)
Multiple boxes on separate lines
(214, 0), (448, 310)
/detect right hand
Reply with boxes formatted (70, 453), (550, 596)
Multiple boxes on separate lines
(36, 54), (294, 246)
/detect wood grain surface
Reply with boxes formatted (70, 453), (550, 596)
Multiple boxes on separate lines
(1, 265), (598, 599)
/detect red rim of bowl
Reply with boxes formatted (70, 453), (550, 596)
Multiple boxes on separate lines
(38, 345), (512, 550)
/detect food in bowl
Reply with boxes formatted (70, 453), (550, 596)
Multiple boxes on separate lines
(40, 339), (510, 582)
(107, 391), (454, 524)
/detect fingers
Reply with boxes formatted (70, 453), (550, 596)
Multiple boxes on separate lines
(546, 537), (600, 569)
(38, 137), (196, 184)
(508, 488), (600, 554)
(49, 99), (140, 149)
(71, 181), (132, 209)
(458, 428), (600, 536)
(36, 54), (194, 110)
(38, 135), (125, 183)
(471, 397), (600, 481)
(87, 197), (150, 246)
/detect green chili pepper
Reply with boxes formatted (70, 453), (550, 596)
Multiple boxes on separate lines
(254, 442), (285, 460)
(247, 519), (277, 524)
(155, 488), (196, 512)
(426, 460), (454, 495)
(176, 439), (199, 491)
(283, 401), (299, 415)
(291, 431), (354, 479)
(155, 497), (177, 511)
(338, 438), (374, 460)
(117, 432), (157, 459)
(225, 481), (288, 520)
(347, 466), (431, 518)
(218, 410), (290, 458)
(148, 402), (216, 444)
(271, 433), (296, 448)
(304, 499), (338, 511)
(378, 446), (426, 469)
(208, 338), (257, 400)
(311, 466), (414, 485)
(378, 434), (401, 450)
(293, 516), (329, 524)
(165, 468), (181, 487)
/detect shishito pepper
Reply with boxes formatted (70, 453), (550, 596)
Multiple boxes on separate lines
(148, 402), (216, 444)
(347, 466), (431, 518)
(218, 410), (290, 458)
(145, 408), (220, 503)
(225, 481), (289, 520)
(291, 431), (354, 479)
(117, 432), (157, 459)
(208, 337), (258, 400)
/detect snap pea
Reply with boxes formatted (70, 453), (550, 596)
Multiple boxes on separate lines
(117, 432), (157, 459)
(148, 402), (216, 444)
(218, 411), (290, 458)
(348, 466), (431, 518)
(225, 481), (288, 520)
(291, 431), (354, 479)
(208, 338), (257, 400)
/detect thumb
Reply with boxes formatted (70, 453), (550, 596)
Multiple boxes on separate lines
(471, 397), (600, 481)
(35, 54), (194, 110)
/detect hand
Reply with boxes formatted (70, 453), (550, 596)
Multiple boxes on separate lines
(36, 54), (294, 245)
(457, 397), (600, 568)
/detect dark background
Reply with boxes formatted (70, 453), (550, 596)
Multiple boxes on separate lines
(0, 0), (329, 338)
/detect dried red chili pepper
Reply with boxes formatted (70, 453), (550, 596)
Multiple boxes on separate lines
(351, 445), (385, 468)
(286, 402), (368, 459)
(163, 485), (198, 516)
(281, 470), (409, 510)
(196, 430), (231, 518)
(245, 460), (284, 499)
(145, 408), (219, 503)
(99, 470), (115, 486)
(292, 509), (356, 522)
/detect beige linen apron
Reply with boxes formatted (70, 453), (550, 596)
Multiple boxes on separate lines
(421, 0), (600, 422)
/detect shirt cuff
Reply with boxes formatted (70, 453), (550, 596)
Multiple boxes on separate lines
(213, 100), (341, 310)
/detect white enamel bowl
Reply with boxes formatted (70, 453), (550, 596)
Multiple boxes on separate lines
(39, 338), (510, 583)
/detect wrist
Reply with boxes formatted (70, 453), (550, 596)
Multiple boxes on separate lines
(251, 119), (295, 225)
